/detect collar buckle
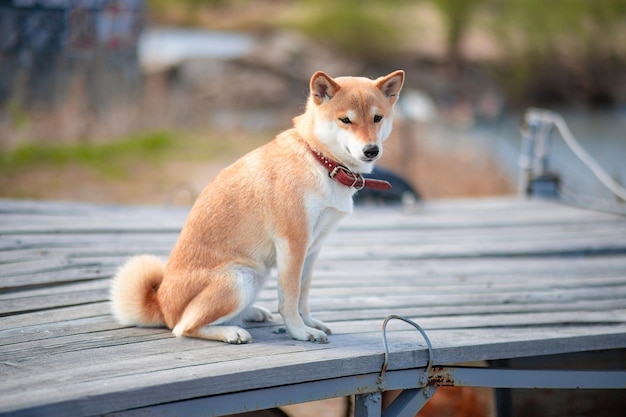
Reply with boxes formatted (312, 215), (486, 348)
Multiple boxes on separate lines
(328, 165), (348, 179)
(329, 165), (365, 190)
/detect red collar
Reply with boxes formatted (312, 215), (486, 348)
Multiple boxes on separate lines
(306, 143), (392, 190)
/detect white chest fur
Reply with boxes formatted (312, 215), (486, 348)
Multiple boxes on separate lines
(305, 172), (354, 253)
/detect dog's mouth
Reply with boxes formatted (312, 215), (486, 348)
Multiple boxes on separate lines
(359, 152), (380, 163)
(345, 147), (378, 163)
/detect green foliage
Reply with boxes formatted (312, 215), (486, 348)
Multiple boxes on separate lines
(491, 0), (626, 52)
(286, 0), (407, 61)
(428, 0), (626, 104)
(0, 132), (174, 178)
(6, 100), (31, 131)
(486, 0), (626, 104)
(146, 0), (250, 26)
(431, 0), (482, 45)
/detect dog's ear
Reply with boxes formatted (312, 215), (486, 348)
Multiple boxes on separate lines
(376, 70), (405, 105)
(310, 71), (341, 105)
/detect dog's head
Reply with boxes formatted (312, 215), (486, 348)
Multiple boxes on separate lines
(307, 70), (404, 173)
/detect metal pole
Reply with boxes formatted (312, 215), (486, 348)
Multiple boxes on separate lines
(354, 392), (383, 417)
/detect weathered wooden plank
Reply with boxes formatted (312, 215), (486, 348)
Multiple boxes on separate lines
(2, 197), (621, 234)
(6, 233), (625, 267)
(0, 245), (171, 266)
(0, 301), (626, 352)
(312, 298), (626, 323)
(28, 257), (616, 301)
(340, 201), (624, 230)
(312, 256), (626, 282)
(0, 257), (82, 278)
(0, 302), (111, 331)
(6, 268), (624, 303)
(0, 280), (108, 315)
(0, 251), (626, 292)
(20, 256), (626, 313)
(0, 231), (177, 245)
(0, 265), (115, 292)
(318, 240), (626, 260)
(304, 273), (626, 290)
(3, 222), (623, 263)
(0, 235), (177, 259)
(2, 325), (625, 417)
(304, 277), (626, 296)
(3, 274), (623, 319)
(0, 198), (187, 217)
(335, 220), (626, 242)
(4, 323), (624, 392)
(3, 287), (625, 347)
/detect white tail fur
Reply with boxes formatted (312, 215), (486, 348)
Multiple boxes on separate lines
(110, 254), (165, 327)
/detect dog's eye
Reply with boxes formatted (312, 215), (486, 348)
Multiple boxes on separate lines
(374, 115), (383, 123)
(339, 117), (352, 124)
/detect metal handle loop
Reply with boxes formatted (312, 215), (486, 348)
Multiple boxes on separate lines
(379, 315), (434, 389)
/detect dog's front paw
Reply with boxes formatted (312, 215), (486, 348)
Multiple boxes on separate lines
(290, 326), (329, 343)
(304, 317), (332, 335)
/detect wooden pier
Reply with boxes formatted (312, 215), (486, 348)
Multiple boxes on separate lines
(1, 197), (625, 416)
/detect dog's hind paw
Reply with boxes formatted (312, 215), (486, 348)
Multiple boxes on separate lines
(242, 305), (274, 322)
(190, 325), (253, 344)
(221, 326), (253, 344)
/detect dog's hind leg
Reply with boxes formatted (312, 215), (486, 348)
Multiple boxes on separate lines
(186, 324), (252, 344)
(172, 293), (253, 344)
(172, 268), (259, 344)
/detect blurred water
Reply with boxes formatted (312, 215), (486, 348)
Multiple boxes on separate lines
(138, 28), (255, 72)
(471, 109), (626, 206)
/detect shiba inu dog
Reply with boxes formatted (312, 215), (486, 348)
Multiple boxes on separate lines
(110, 70), (404, 343)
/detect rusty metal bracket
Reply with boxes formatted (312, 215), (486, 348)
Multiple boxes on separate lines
(378, 315), (434, 391)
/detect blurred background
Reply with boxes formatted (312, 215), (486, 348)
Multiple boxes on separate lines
(1, 0), (625, 206)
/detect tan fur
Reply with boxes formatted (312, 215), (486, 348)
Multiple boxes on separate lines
(110, 70), (404, 343)
(110, 254), (165, 327)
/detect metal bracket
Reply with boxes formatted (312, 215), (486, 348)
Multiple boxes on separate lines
(378, 315), (434, 391)
(354, 392), (382, 417)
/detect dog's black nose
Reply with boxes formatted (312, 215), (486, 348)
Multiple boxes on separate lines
(363, 144), (379, 159)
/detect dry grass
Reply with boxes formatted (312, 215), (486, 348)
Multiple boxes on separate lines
(0, 129), (270, 205)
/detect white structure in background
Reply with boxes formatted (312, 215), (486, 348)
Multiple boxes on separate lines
(139, 28), (256, 73)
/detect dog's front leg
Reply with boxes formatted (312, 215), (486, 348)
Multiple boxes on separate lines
(276, 238), (329, 343)
(300, 250), (331, 335)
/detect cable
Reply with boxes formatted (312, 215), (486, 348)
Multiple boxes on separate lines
(525, 109), (626, 202)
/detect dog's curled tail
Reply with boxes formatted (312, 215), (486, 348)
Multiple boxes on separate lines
(110, 254), (165, 327)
